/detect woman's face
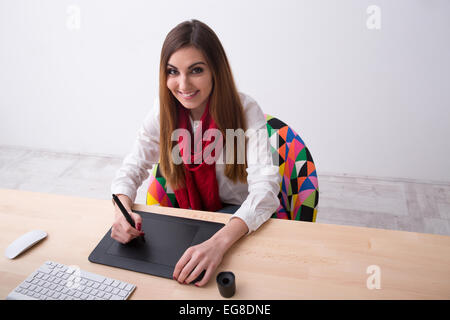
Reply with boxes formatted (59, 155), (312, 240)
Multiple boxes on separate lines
(166, 46), (213, 119)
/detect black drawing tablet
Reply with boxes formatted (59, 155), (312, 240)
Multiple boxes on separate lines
(88, 209), (225, 279)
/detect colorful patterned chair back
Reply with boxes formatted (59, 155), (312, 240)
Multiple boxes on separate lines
(265, 115), (319, 222)
(146, 115), (319, 222)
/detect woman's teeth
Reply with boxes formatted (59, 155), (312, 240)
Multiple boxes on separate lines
(179, 91), (198, 97)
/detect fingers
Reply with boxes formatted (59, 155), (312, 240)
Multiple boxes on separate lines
(193, 267), (214, 287)
(111, 224), (129, 244)
(120, 216), (141, 235)
(173, 248), (193, 282)
(178, 259), (203, 284)
(111, 212), (144, 244)
(131, 212), (143, 231)
(185, 264), (207, 285)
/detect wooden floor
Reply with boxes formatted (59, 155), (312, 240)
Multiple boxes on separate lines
(1, 146), (449, 236)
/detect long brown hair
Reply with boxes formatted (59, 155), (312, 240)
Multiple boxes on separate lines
(159, 19), (247, 189)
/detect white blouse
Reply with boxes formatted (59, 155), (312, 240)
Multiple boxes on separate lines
(111, 92), (281, 235)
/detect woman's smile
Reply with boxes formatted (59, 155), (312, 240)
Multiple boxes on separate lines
(178, 90), (199, 100)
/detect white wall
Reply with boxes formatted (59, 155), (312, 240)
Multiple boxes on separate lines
(1, 0), (449, 182)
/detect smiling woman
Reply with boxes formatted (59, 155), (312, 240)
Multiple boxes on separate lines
(110, 19), (281, 288)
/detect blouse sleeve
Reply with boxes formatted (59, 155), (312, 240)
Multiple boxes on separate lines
(229, 95), (281, 235)
(111, 98), (161, 203)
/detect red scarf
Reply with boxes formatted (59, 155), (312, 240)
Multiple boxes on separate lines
(173, 99), (223, 212)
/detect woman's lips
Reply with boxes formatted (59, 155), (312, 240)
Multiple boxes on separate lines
(178, 90), (199, 100)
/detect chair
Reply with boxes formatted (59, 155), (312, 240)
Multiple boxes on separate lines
(146, 115), (319, 222)
(265, 115), (319, 222)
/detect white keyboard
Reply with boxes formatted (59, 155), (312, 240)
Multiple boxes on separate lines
(6, 261), (136, 300)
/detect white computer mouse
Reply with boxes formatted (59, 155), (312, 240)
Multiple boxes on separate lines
(4, 230), (47, 259)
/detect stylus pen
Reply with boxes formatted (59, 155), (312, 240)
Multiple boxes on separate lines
(112, 194), (145, 242)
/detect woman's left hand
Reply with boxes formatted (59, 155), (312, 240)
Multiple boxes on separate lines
(173, 237), (226, 287)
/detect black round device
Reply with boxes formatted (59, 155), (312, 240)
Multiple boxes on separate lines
(216, 271), (235, 298)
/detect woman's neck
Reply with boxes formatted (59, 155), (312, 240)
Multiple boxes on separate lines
(189, 102), (207, 121)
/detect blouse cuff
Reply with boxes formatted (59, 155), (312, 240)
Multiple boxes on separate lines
(110, 185), (137, 204)
(229, 208), (268, 236)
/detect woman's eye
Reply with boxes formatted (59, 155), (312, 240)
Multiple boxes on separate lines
(167, 69), (178, 75)
(192, 67), (203, 74)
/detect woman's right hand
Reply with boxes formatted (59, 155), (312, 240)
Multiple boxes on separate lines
(111, 194), (145, 244)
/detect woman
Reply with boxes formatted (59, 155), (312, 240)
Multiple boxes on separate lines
(111, 19), (280, 287)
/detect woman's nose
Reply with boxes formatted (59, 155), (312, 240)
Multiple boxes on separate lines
(178, 73), (191, 90)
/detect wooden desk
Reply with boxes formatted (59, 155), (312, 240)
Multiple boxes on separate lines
(0, 189), (449, 299)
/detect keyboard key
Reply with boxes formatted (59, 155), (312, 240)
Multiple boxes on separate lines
(67, 289), (76, 296)
(125, 284), (134, 291)
(20, 283), (31, 289)
(111, 280), (120, 287)
(118, 290), (128, 297)
(81, 270), (105, 283)
(84, 287), (92, 294)
(52, 292), (61, 299)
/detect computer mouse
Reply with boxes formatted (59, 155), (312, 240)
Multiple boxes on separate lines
(5, 230), (47, 259)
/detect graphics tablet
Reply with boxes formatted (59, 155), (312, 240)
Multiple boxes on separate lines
(88, 209), (225, 279)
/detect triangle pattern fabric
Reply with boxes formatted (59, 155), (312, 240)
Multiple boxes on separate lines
(264, 114), (319, 223)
